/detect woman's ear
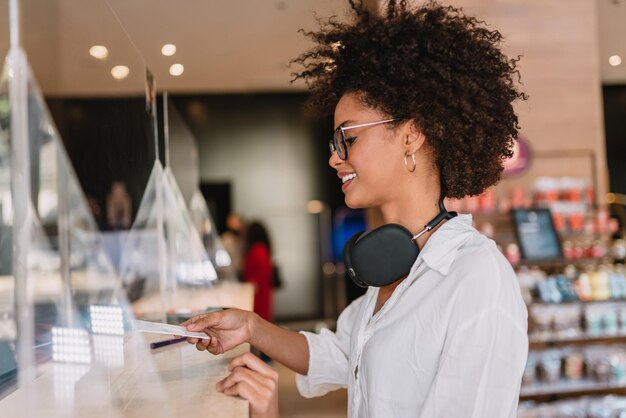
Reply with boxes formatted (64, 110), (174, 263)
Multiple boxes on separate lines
(403, 120), (427, 155)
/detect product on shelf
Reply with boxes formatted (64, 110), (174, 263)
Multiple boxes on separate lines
(523, 346), (626, 389)
(564, 349), (585, 381)
(528, 301), (626, 342)
(506, 243), (522, 266)
(523, 353), (538, 387)
(585, 347), (613, 383)
(539, 349), (563, 384)
(613, 240), (626, 263)
(519, 265), (626, 306)
(518, 396), (626, 418)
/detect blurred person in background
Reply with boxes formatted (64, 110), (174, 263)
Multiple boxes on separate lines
(106, 181), (132, 230)
(243, 221), (274, 323)
(221, 213), (246, 281)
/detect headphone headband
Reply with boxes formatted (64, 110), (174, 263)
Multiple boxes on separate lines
(411, 194), (457, 242)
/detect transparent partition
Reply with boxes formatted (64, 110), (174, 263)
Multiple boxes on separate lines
(0, 49), (175, 418)
(120, 161), (218, 322)
(0, 54), (17, 401)
(189, 189), (234, 279)
(0, 0), (176, 415)
(161, 95), (232, 280)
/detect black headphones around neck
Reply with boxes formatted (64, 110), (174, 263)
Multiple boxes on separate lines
(343, 194), (457, 288)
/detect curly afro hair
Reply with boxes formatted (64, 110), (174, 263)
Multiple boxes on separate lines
(291, 0), (527, 198)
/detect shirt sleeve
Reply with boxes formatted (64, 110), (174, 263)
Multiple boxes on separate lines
(296, 294), (366, 398)
(420, 249), (529, 418)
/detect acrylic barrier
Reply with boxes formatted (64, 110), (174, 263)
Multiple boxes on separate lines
(0, 25), (241, 418)
(0, 0), (249, 413)
(119, 161), (219, 323)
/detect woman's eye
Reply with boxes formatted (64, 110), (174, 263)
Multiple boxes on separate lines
(346, 136), (357, 146)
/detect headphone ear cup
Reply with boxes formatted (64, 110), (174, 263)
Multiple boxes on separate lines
(343, 231), (368, 288)
(351, 224), (418, 287)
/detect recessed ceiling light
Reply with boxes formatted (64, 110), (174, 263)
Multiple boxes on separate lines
(110, 65), (130, 80)
(89, 45), (108, 60)
(609, 55), (622, 66)
(161, 44), (177, 56)
(169, 63), (184, 76)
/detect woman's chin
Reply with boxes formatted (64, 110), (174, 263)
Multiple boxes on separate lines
(344, 196), (367, 209)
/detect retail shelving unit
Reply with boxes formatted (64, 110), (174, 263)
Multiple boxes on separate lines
(470, 203), (626, 410)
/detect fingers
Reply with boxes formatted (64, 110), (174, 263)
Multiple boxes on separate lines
(180, 312), (211, 327)
(221, 379), (258, 399)
(217, 358), (279, 418)
(185, 311), (224, 331)
(217, 365), (266, 393)
(186, 336), (211, 350)
(209, 336), (222, 352)
(195, 338), (212, 351)
(228, 353), (278, 380)
(187, 336), (223, 354)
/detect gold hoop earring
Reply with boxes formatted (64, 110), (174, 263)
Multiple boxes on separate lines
(404, 153), (416, 173)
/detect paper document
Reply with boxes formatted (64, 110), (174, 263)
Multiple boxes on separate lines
(134, 320), (209, 339)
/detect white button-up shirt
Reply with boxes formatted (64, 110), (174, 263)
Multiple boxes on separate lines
(296, 214), (528, 417)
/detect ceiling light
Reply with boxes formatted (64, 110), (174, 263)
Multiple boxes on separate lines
(609, 55), (622, 66)
(110, 65), (130, 80)
(89, 45), (108, 60)
(169, 63), (184, 76)
(161, 44), (177, 56)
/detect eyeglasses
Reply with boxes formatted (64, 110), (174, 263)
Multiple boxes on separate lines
(329, 119), (396, 160)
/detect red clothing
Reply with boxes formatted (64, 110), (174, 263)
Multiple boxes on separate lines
(244, 243), (273, 322)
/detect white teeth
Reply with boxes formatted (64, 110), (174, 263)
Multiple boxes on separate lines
(342, 173), (357, 184)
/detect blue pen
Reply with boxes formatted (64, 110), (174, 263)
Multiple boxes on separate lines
(150, 336), (187, 350)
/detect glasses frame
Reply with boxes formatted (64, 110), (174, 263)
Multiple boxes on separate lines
(330, 118), (397, 160)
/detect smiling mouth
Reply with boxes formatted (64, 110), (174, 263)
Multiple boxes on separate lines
(342, 173), (357, 184)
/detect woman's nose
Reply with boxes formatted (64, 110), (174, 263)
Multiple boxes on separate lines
(328, 149), (342, 168)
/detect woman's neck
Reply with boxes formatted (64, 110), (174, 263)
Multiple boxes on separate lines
(373, 190), (447, 306)
(378, 188), (443, 250)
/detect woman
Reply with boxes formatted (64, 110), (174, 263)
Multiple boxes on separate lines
(243, 221), (274, 323)
(183, 2), (528, 417)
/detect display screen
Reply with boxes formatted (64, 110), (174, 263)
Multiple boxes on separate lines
(512, 208), (562, 260)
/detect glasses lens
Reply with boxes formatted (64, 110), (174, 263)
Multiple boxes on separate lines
(333, 129), (346, 160)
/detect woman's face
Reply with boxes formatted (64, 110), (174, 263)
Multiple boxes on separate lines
(329, 93), (406, 209)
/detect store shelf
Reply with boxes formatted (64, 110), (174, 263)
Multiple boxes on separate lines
(531, 297), (626, 307)
(529, 330), (626, 347)
(517, 257), (613, 269)
(520, 379), (626, 399)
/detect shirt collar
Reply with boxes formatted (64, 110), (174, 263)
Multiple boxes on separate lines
(416, 214), (476, 276)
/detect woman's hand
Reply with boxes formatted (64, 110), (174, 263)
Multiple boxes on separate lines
(217, 352), (279, 418)
(181, 308), (255, 354)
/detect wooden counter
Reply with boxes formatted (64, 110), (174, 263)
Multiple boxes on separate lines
(0, 281), (254, 418)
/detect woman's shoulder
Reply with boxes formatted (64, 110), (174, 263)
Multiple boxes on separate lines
(447, 235), (516, 292)
(444, 237), (527, 324)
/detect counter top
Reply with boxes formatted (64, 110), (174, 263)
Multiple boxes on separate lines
(0, 335), (250, 417)
(0, 281), (254, 417)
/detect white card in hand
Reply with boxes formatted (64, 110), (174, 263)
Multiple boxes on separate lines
(134, 320), (209, 339)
